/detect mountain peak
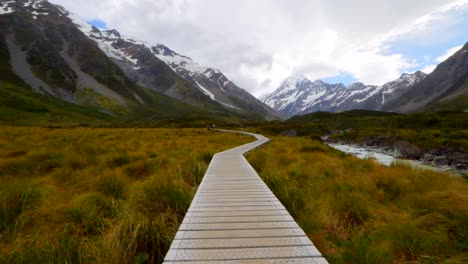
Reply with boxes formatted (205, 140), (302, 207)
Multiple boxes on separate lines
(263, 70), (430, 117)
(103, 29), (121, 39)
(347, 82), (366, 89)
(400, 71), (426, 79)
(284, 74), (308, 85)
(398, 71), (427, 85)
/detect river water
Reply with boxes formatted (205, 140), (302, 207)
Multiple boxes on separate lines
(327, 143), (451, 172)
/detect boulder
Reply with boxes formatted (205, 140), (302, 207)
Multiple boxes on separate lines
(429, 149), (442, 155)
(330, 130), (342, 135)
(432, 156), (449, 166)
(423, 153), (436, 162)
(361, 135), (397, 148)
(279, 129), (297, 137)
(450, 152), (466, 160)
(393, 141), (422, 159)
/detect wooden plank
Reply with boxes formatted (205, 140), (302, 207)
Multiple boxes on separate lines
(163, 131), (327, 263)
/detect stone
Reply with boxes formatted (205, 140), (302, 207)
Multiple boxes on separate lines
(455, 164), (467, 171)
(429, 149), (441, 155)
(423, 154), (436, 162)
(451, 152), (466, 160)
(279, 129), (297, 137)
(393, 141), (422, 159)
(432, 156), (449, 166)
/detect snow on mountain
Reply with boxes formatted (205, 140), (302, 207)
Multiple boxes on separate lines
(263, 71), (427, 118)
(384, 43), (468, 113)
(196, 81), (215, 100)
(67, 13), (225, 102)
(0, 1), (15, 15)
(1, 0), (50, 16)
(67, 15), (140, 66)
(67, 13), (279, 119)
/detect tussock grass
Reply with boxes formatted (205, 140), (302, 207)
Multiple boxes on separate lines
(0, 126), (251, 263)
(106, 152), (131, 168)
(247, 136), (468, 263)
(0, 181), (43, 235)
(124, 160), (156, 179)
(95, 173), (127, 199)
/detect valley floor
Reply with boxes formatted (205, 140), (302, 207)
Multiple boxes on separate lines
(0, 126), (251, 263)
(1, 126), (467, 263)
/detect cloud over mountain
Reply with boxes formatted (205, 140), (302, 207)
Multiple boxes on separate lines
(51, 0), (468, 97)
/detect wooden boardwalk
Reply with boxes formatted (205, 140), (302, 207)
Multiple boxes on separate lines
(164, 131), (327, 263)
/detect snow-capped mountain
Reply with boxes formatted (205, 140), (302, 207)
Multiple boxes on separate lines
(0, 0), (278, 120)
(68, 14), (279, 120)
(263, 71), (427, 117)
(1, 0), (151, 113)
(263, 75), (345, 117)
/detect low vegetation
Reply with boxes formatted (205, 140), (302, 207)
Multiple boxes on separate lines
(330, 128), (468, 154)
(0, 126), (251, 263)
(251, 110), (468, 140)
(247, 136), (468, 263)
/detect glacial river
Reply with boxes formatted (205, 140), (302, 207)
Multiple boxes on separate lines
(327, 143), (451, 172)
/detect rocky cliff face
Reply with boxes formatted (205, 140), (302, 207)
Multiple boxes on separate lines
(383, 43), (468, 113)
(0, 0), (279, 120)
(67, 13), (279, 120)
(0, 0), (155, 114)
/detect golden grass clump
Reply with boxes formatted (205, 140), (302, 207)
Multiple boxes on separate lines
(247, 136), (468, 263)
(0, 126), (251, 263)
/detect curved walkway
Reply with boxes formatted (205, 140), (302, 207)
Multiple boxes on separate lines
(164, 131), (327, 263)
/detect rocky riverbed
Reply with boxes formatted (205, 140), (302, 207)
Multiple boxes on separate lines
(323, 134), (467, 176)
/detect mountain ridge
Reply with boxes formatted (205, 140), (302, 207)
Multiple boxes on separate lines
(262, 69), (434, 117)
(0, 0), (279, 122)
(67, 12), (280, 120)
(384, 42), (468, 113)
(263, 43), (468, 117)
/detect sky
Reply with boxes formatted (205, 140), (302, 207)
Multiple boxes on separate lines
(50, 0), (468, 97)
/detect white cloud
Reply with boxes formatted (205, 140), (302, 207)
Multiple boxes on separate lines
(50, 0), (467, 97)
(421, 44), (463, 73)
(371, 0), (468, 48)
(435, 45), (463, 62)
(422, 64), (437, 74)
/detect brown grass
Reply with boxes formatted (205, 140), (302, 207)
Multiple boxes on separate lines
(247, 136), (468, 263)
(0, 126), (251, 263)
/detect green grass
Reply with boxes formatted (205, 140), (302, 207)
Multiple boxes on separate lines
(75, 88), (129, 116)
(0, 126), (252, 263)
(425, 83), (468, 112)
(287, 110), (468, 130)
(247, 136), (468, 263)
(249, 110), (468, 138)
(0, 81), (114, 126)
(1, 35), (265, 127)
(248, 110), (468, 158)
(331, 128), (468, 153)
